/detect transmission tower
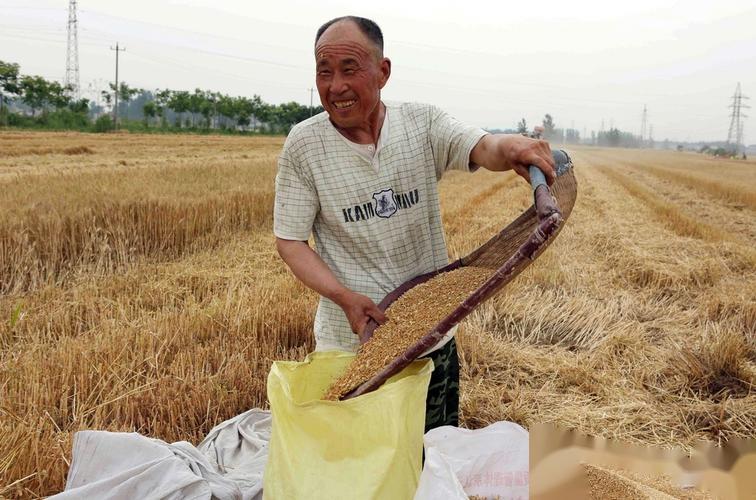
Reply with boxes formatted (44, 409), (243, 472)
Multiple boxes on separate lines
(640, 105), (648, 147)
(65, 0), (80, 100)
(726, 83), (750, 156)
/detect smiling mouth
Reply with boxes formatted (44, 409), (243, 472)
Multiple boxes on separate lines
(333, 99), (356, 109)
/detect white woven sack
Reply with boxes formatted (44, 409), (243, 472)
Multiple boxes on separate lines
(414, 421), (529, 500)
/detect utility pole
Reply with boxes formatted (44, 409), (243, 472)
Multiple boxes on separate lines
(640, 105), (648, 148)
(727, 83), (750, 156)
(571, 120), (575, 144)
(110, 43), (125, 129)
(308, 87), (315, 117)
(65, 0), (80, 100)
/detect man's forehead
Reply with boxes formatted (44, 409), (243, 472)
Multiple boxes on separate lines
(315, 20), (376, 60)
(315, 42), (369, 63)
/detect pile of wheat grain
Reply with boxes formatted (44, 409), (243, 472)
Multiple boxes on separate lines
(583, 464), (713, 499)
(324, 266), (492, 400)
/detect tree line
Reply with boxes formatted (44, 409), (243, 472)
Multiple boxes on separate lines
(2, 58), (649, 145)
(104, 83), (323, 132)
(496, 113), (649, 148)
(491, 114), (583, 145)
(0, 60), (322, 133)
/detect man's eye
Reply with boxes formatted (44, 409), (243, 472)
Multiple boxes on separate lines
(317, 70), (331, 76)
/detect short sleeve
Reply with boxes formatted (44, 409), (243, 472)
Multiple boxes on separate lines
(428, 105), (489, 179)
(273, 141), (319, 241)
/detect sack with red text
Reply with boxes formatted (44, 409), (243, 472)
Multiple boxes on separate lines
(414, 421), (529, 500)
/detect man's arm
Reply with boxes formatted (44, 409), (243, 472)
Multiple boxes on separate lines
(275, 238), (386, 343)
(470, 134), (556, 185)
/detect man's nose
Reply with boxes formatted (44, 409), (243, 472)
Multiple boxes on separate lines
(330, 72), (349, 95)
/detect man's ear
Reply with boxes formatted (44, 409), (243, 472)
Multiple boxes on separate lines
(379, 57), (391, 89)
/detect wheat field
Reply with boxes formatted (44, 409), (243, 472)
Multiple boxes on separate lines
(0, 131), (754, 497)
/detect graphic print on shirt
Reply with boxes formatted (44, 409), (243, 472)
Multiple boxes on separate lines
(341, 187), (420, 223)
(373, 189), (398, 218)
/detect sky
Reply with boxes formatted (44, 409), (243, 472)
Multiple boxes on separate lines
(1, 0), (755, 143)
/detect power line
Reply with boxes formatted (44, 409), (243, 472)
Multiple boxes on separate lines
(125, 50), (307, 92)
(0, 33), (112, 54)
(0, 20), (739, 137)
(0, 24), (67, 31)
(77, 8), (307, 54)
(0, 22), (707, 110)
(70, 14), (684, 102)
(78, 23), (306, 71)
(0, 5), (65, 10)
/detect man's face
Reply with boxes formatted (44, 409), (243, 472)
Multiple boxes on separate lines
(315, 21), (390, 130)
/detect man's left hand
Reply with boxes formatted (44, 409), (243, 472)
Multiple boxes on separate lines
(471, 134), (556, 185)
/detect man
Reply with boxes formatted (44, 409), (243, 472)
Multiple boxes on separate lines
(274, 16), (555, 431)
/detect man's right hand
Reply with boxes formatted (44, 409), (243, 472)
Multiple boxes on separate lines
(334, 290), (387, 344)
(275, 237), (387, 344)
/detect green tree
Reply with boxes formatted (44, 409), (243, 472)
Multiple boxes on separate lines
(68, 98), (90, 114)
(168, 90), (190, 127)
(104, 82), (138, 123)
(93, 114), (113, 132)
(100, 90), (112, 108)
(48, 81), (71, 110)
(517, 118), (527, 134)
(236, 96), (253, 130)
(143, 101), (157, 127)
(609, 128), (621, 147)
(155, 88), (172, 127)
(552, 128), (580, 144)
(542, 114), (556, 140)
(199, 90), (217, 129)
(0, 60), (21, 113)
(20, 75), (51, 116)
(217, 94), (237, 129)
(266, 101), (315, 133)
(18, 75), (70, 119)
(188, 88), (206, 127)
(114, 82), (139, 120)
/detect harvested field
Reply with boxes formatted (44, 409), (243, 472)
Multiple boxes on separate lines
(0, 132), (754, 497)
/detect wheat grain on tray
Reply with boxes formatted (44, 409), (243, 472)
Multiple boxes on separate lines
(323, 266), (493, 400)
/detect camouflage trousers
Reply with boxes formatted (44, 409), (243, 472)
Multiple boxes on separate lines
(422, 338), (460, 433)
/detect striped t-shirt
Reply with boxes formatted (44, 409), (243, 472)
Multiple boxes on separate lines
(273, 101), (488, 352)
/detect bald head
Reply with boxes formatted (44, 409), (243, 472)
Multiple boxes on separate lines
(313, 15), (391, 135)
(315, 16), (384, 59)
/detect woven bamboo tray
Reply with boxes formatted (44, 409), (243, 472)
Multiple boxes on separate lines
(342, 150), (578, 400)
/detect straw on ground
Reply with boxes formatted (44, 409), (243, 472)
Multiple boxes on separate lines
(0, 133), (754, 497)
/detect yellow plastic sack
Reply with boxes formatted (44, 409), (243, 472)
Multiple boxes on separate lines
(263, 351), (433, 500)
